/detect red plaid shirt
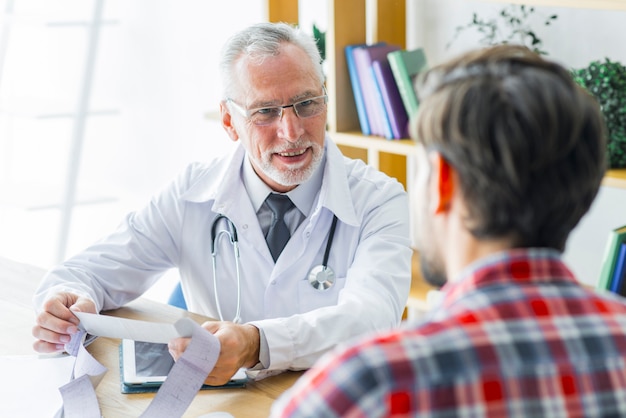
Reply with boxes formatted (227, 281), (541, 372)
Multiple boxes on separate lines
(271, 249), (626, 417)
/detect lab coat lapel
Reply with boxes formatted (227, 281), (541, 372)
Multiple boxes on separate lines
(181, 144), (273, 267)
(317, 139), (359, 227)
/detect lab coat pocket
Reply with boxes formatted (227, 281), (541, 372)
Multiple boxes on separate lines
(297, 275), (345, 313)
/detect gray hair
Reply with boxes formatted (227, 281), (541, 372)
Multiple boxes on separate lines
(219, 22), (324, 99)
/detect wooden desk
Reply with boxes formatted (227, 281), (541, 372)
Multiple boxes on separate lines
(0, 256), (301, 417)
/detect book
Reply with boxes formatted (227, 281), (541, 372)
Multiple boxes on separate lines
(611, 243), (626, 295)
(387, 48), (428, 118)
(345, 43), (372, 135)
(352, 43), (401, 138)
(372, 58), (409, 139)
(597, 225), (626, 291)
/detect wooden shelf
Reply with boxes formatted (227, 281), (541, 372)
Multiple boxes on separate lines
(603, 169), (626, 189)
(478, 0), (626, 10)
(332, 132), (414, 190)
(332, 131), (416, 157)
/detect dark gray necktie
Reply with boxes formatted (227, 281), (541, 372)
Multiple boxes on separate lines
(265, 193), (294, 262)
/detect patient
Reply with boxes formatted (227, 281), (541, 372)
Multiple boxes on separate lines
(270, 44), (626, 417)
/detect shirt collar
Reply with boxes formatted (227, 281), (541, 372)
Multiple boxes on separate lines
(438, 248), (576, 311)
(242, 149), (325, 218)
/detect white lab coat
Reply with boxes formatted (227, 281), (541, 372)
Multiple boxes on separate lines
(34, 136), (412, 371)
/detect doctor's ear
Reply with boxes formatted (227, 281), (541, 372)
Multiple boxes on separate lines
(220, 101), (240, 142)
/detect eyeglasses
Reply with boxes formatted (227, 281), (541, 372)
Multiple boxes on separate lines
(227, 89), (328, 126)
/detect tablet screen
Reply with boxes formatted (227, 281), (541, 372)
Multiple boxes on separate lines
(122, 340), (173, 385)
(134, 341), (174, 378)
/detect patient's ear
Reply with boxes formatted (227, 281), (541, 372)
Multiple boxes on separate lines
(429, 152), (455, 214)
(220, 101), (239, 142)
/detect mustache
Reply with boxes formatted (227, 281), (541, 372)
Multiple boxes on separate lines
(266, 140), (318, 154)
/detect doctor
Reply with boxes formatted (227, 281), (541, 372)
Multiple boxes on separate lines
(31, 22), (412, 385)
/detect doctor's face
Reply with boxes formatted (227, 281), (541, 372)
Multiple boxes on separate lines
(224, 43), (327, 193)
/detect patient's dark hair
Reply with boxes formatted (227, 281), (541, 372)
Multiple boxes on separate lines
(411, 45), (607, 251)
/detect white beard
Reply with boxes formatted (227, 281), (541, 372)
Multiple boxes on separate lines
(255, 141), (323, 187)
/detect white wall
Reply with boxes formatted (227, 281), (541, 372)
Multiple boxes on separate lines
(0, 0), (267, 268)
(407, 0), (626, 285)
(409, 0), (626, 67)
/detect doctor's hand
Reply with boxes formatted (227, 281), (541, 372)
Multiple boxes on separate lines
(168, 321), (260, 386)
(32, 292), (96, 353)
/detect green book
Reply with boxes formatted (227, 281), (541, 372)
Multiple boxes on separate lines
(597, 225), (626, 290)
(387, 48), (428, 119)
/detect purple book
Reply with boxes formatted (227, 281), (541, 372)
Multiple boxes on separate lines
(372, 58), (409, 139)
(352, 43), (401, 137)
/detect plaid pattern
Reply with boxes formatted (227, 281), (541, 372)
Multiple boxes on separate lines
(272, 249), (626, 417)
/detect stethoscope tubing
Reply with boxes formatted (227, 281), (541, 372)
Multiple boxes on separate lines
(211, 215), (242, 323)
(210, 213), (338, 322)
(321, 215), (338, 268)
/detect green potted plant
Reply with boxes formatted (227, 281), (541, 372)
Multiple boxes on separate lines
(572, 59), (626, 169)
(312, 23), (326, 62)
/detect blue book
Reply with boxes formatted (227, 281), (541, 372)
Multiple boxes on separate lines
(611, 243), (626, 294)
(345, 43), (372, 135)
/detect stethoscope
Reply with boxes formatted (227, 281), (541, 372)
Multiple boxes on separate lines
(210, 213), (338, 323)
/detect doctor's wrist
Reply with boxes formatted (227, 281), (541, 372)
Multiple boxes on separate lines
(242, 323), (261, 368)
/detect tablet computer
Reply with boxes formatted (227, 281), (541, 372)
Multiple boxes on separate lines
(120, 339), (247, 389)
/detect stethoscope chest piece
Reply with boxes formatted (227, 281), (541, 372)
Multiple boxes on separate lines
(308, 265), (335, 290)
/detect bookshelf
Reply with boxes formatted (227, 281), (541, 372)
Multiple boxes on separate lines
(604, 169), (626, 189)
(324, 0), (411, 189)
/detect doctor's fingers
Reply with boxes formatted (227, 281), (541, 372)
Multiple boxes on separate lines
(35, 297), (82, 333)
(32, 295), (95, 353)
(69, 296), (97, 315)
(168, 337), (191, 361)
(40, 292), (95, 324)
(203, 363), (240, 386)
(32, 331), (69, 353)
(166, 336), (239, 385)
(204, 321), (260, 369)
(31, 312), (79, 353)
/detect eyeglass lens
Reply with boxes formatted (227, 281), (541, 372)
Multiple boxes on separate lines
(251, 96), (327, 125)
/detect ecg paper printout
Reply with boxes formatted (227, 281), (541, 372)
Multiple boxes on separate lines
(62, 313), (220, 417)
(75, 311), (195, 343)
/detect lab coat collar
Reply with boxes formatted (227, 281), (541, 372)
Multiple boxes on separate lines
(321, 138), (359, 227)
(180, 144), (247, 211)
(180, 136), (359, 227)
